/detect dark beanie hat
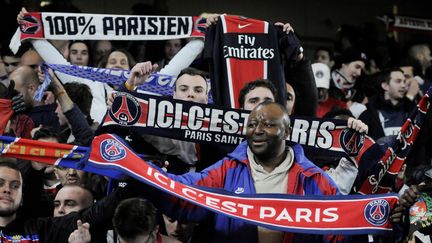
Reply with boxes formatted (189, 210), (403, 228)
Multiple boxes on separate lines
(336, 48), (368, 67)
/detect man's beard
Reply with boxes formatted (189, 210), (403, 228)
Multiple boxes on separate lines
(0, 206), (18, 217)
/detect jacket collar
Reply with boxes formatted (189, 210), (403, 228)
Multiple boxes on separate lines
(227, 141), (321, 177)
(226, 141), (249, 164)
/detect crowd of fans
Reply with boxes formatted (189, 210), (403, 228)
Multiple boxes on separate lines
(0, 1), (431, 243)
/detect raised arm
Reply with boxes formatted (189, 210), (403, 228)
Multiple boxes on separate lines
(159, 39), (205, 77)
(48, 69), (94, 145)
(327, 118), (368, 194)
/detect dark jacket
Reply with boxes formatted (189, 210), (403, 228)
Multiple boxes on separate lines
(26, 103), (60, 133)
(60, 104), (94, 146)
(359, 95), (415, 140)
(285, 58), (318, 117)
(18, 161), (57, 219)
(3, 184), (136, 243)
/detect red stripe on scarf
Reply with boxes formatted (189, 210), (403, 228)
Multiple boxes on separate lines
(0, 99), (13, 135)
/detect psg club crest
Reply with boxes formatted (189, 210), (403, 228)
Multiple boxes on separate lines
(194, 17), (207, 34)
(339, 128), (365, 156)
(363, 199), (389, 226)
(19, 14), (41, 34)
(109, 93), (141, 126)
(100, 138), (126, 162)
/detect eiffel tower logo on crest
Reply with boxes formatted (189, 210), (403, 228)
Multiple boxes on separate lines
(340, 128), (364, 156)
(113, 96), (134, 123)
(109, 93), (141, 126)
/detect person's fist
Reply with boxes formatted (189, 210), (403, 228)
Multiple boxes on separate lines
(400, 185), (420, 208)
(347, 117), (368, 134)
(125, 62), (158, 88)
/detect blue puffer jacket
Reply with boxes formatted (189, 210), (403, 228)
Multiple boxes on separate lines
(156, 141), (339, 243)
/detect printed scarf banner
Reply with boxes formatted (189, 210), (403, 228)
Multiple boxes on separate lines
(33, 64), (53, 101)
(358, 86), (431, 194)
(88, 134), (399, 235)
(378, 15), (432, 33)
(102, 91), (373, 158)
(18, 12), (206, 41)
(45, 63), (174, 97)
(0, 135), (162, 170)
(0, 135), (88, 169)
(0, 133), (399, 234)
(35, 63), (214, 103)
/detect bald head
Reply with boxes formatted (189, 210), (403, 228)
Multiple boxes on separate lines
(246, 102), (291, 164)
(251, 101), (291, 128)
(10, 66), (39, 91)
(9, 66), (39, 107)
(53, 185), (94, 217)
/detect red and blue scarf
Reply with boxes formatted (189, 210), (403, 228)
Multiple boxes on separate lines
(0, 133), (398, 235)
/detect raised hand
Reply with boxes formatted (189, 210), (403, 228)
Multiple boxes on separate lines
(125, 62), (158, 90)
(68, 220), (91, 243)
(347, 117), (368, 134)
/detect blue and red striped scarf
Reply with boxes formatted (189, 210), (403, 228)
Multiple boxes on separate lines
(0, 133), (398, 235)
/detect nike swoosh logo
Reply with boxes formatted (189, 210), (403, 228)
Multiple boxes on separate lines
(235, 187), (244, 194)
(238, 23), (252, 29)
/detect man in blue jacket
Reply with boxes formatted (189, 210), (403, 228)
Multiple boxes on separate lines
(146, 101), (369, 243)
